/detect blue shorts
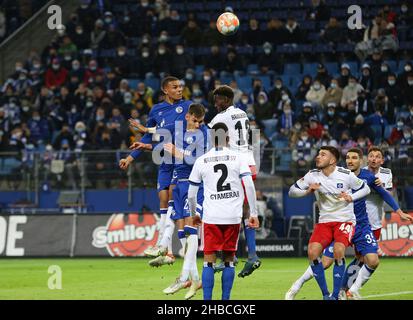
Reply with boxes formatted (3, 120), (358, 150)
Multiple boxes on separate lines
(170, 170), (178, 186)
(171, 180), (203, 221)
(323, 224), (378, 258)
(157, 164), (174, 192)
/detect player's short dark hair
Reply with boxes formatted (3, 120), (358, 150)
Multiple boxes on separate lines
(213, 85), (234, 101)
(368, 146), (384, 157)
(188, 103), (205, 118)
(161, 76), (180, 89)
(347, 148), (363, 159)
(211, 122), (228, 147)
(320, 145), (340, 161)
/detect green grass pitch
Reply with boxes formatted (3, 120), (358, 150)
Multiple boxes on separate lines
(0, 257), (412, 300)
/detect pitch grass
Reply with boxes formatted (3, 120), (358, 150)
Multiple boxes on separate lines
(0, 257), (412, 300)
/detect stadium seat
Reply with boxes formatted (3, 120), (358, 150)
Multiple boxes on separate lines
(247, 64), (259, 75)
(370, 125), (383, 145)
(126, 79), (140, 89)
(344, 61), (359, 76)
(256, 75), (272, 91)
(220, 75), (233, 85)
(384, 125), (395, 140)
(302, 63), (319, 76)
(235, 75), (253, 92)
(144, 78), (160, 90)
(324, 62), (338, 75)
(283, 63), (301, 75)
(384, 60), (397, 73)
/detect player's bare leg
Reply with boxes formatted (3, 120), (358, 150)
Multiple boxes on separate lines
(285, 255), (334, 300)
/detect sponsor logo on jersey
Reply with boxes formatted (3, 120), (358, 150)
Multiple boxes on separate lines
(176, 106), (183, 113)
(92, 213), (160, 256)
(337, 183), (343, 188)
(379, 212), (413, 256)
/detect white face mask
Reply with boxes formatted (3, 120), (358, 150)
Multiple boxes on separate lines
(302, 136), (308, 142)
(203, 76), (211, 82)
(142, 51), (149, 58)
(405, 65), (412, 72)
(33, 64), (41, 69)
(282, 94), (289, 101)
(185, 73), (193, 80)
(176, 48), (184, 55)
(401, 6), (408, 13)
(258, 99), (265, 105)
(275, 84), (282, 89)
(330, 83), (337, 89)
(381, 66), (388, 72)
(158, 49), (166, 55)
(52, 64), (60, 70)
(118, 51), (126, 56)
(408, 80), (413, 86)
(388, 80), (396, 86)
(405, 134), (412, 139)
(72, 63), (80, 70)
(313, 84), (320, 90)
(264, 48), (271, 54)
(241, 98), (248, 104)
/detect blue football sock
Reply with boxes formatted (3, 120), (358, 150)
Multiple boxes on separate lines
(310, 258), (329, 297)
(341, 258), (359, 290)
(244, 221), (257, 260)
(202, 263), (215, 300)
(332, 259), (346, 299)
(221, 262), (235, 300)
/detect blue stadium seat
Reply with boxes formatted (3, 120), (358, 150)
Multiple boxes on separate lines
(2, 158), (21, 175)
(283, 63), (301, 75)
(235, 75), (253, 92)
(243, 1), (261, 9)
(384, 60), (397, 73)
(302, 63), (319, 76)
(186, 2), (203, 11)
(144, 78), (160, 90)
(195, 65), (204, 75)
(397, 60), (408, 74)
(276, 152), (292, 172)
(384, 125), (395, 140)
(324, 62), (338, 75)
(345, 61), (359, 76)
(126, 79), (140, 89)
(220, 75), (234, 85)
(247, 64), (259, 74)
(370, 125), (383, 145)
(256, 75), (272, 91)
(290, 76), (302, 89)
(279, 75), (291, 87)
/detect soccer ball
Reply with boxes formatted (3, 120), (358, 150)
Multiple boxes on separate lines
(216, 12), (240, 36)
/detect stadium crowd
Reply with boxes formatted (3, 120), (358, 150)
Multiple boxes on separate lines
(0, 0), (412, 185)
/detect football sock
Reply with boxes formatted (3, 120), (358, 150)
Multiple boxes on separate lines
(202, 262), (215, 300)
(332, 258), (346, 299)
(180, 227), (198, 282)
(221, 262), (235, 300)
(156, 208), (168, 247)
(341, 258), (362, 290)
(350, 264), (375, 293)
(294, 266), (314, 289)
(244, 219), (258, 260)
(160, 215), (175, 251)
(310, 258), (329, 297)
(178, 229), (187, 250)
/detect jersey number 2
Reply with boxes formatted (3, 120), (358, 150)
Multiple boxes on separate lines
(214, 164), (231, 192)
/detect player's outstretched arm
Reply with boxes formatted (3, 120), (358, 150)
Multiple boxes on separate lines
(343, 182), (370, 202)
(241, 174), (259, 229)
(164, 143), (185, 160)
(129, 118), (157, 134)
(119, 155), (134, 170)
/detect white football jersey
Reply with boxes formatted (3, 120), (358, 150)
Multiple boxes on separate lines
(208, 106), (256, 166)
(189, 147), (251, 224)
(363, 166), (393, 230)
(295, 166), (366, 224)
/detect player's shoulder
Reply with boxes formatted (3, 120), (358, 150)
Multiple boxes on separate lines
(308, 168), (321, 175)
(337, 166), (351, 175)
(359, 168), (375, 182)
(379, 167), (392, 175)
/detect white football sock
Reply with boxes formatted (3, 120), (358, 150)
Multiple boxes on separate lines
(160, 215), (175, 252)
(349, 264), (375, 293)
(294, 266), (314, 290)
(156, 210), (167, 247)
(180, 234), (198, 282)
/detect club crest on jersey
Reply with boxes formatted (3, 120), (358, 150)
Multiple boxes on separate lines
(176, 106), (183, 114)
(158, 111), (163, 116)
(337, 183), (343, 188)
(159, 119), (165, 127)
(186, 136), (194, 144)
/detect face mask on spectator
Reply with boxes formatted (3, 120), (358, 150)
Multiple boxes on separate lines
(349, 81), (356, 88)
(105, 17), (112, 24)
(408, 80), (413, 86)
(328, 110), (334, 116)
(185, 73), (193, 80)
(258, 98), (265, 105)
(241, 98), (249, 104)
(52, 64), (60, 70)
(96, 114), (104, 121)
(264, 48), (271, 55)
(397, 121), (404, 129)
(405, 133), (412, 139)
(159, 35), (168, 42)
(33, 116), (40, 121)
(64, 55), (72, 61)
(33, 63), (41, 69)
(330, 82), (337, 89)
(302, 136), (308, 142)
(124, 97), (132, 104)
(86, 101), (93, 108)
(194, 98), (203, 104)
(275, 83), (282, 89)
(22, 106), (29, 112)
(71, 107), (77, 114)
(282, 94), (289, 101)
(15, 65), (23, 72)
(142, 51), (149, 58)
(313, 83), (321, 90)
(203, 75), (211, 82)
(193, 89), (202, 96)
(118, 50), (126, 56)
(19, 74), (27, 80)
(76, 28), (83, 35)
(12, 132), (22, 139)
(72, 62), (80, 70)
(89, 65), (97, 71)
(80, 4), (89, 9)
(359, 141), (366, 147)
(158, 48), (166, 55)
(294, 123), (302, 130)
(176, 47), (184, 55)
(141, 1), (149, 7)
(401, 6), (408, 13)
(381, 65), (388, 72)
(388, 79), (396, 86)
(405, 65), (412, 72)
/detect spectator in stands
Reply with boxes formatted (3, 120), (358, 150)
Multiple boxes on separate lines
(204, 45), (224, 75)
(339, 130), (357, 157)
(322, 17), (344, 44)
(298, 102), (316, 126)
(53, 124), (74, 150)
(133, 82), (153, 110)
(257, 42), (278, 75)
(306, 0), (331, 22)
(341, 76), (363, 108)
(90, 19), (106, 50)
(180, 19), (202, 47)
(158, 10), (183, 37)
(83, 59), (104, 85)
(385, 73), (403, 108)
(403, 73), (413, 106)
(276, 102), (295, 133)
(153, 43), (172, 78)
(399, 2), (413, 26)
(244, 18), (264, 46)
(397, 61), (412, 92)
(350, 114), (375, 142)
(397, 126), (413, 159)
(283, 17), (303, 44)
(171, 44), (194, 79)
(202, 20), (223, 47)
(338, 64), (352, 88)
(199, 69), (215, 96)
(295, 75), (313, 101)
(322, 78), (343, 108)
(135, 47), (154, 79)
(388, 119), (406, 145)
(274, 92), (294, 116)
(356, 88), (374, 116)
(45, 58), (68, 90)
(221, 49), (244, 78)
(236, 93), (252, 113)
(291, 130), (314, 180)
(406, 104), (413, 128)
(305, 79), (326, 109)
(314, 63), (332, 89)
(359, 63), (373, 93)
(229, 80), (243, 105)
(269, 78), (291, 108)
(307, 117), (324, 140)
(253, 91), (276, 138)
(322, 102), (339, 127)
(111, 46), (130, 77)
(265, 18), (286, 46)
